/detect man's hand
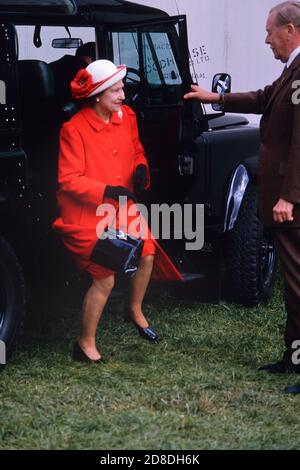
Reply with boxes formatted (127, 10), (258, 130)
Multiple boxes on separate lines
(183, 84), (220, 103)
(273, 198), (294, 223)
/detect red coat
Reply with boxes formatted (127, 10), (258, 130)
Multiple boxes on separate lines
(53, 104), (182, 281)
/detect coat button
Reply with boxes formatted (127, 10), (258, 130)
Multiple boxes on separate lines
(113, 149), (117, 155)
(117, 175), (121, 180)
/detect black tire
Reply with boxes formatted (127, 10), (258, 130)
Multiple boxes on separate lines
(0, 237), (25, 365)
(227, 183), (277, 306)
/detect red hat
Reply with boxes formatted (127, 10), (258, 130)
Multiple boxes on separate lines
(71, 59), (127, 100)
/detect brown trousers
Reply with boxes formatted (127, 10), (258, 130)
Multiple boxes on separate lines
(272, 228), (300, 358)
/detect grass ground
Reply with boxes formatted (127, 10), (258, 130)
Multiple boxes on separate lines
(1, 277), (300, 450)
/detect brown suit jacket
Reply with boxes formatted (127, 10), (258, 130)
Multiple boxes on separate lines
(224, 54), (300, 227)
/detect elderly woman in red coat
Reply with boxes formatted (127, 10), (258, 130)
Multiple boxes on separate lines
(53, 59), (182, 363)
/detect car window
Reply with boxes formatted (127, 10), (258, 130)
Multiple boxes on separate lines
(112, 27), (183, 106)
(142, 32), (182, 86)
(15, 25), (95, 62)
(112, 30), (182, 87)
(112, 31), (140, 82)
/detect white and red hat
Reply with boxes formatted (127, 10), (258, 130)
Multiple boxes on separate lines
(71, 59), (127, 100)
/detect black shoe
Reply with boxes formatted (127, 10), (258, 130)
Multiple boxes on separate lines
(258, 360), (293, 374)
(72, 341), (105, 364)
(284, 385), (300, 394)
(136, 324), (158, 342)
(124, 312), (158, 342)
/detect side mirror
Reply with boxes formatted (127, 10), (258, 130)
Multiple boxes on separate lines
(52, 38), (83, 49)
(211, 73), (231, 112)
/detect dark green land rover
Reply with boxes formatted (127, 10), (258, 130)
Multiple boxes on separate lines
(0, 0), (277, 362)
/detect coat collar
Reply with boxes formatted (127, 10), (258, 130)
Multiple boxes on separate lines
(264, 54), (300, 115)
(281, 51), (300, 81)
(286, 46), (300, 69)
(81, 105), (123, 132)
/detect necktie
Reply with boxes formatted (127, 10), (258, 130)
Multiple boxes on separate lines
(280, 65), (288, 84)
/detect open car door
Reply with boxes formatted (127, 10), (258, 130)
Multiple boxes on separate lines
(104, 16), (192, 205)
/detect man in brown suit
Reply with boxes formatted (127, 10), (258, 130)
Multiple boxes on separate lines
(184, 1), (300, 393)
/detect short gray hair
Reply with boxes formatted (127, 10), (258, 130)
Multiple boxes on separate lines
(270, 1), (300, 31)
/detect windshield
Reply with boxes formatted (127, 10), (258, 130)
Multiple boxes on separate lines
(143, 32), (182, 86)
(112, 24), (183, 105)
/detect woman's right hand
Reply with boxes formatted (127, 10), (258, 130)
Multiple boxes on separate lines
(183, 84), (220, 104)
(104, 185), (137, 203)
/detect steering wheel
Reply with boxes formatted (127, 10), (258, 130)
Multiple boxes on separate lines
(125, 67), (141, 84)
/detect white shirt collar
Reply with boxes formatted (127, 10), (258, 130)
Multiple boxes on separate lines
(286, 45), (300, 68)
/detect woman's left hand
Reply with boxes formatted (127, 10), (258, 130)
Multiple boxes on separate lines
(104, 185), (137, 203)
(134, 164), (147, 196)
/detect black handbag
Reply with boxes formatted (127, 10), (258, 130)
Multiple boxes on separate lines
(91, 225), (144, 278)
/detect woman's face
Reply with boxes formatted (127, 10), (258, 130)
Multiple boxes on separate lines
(97, 80), (125, 115)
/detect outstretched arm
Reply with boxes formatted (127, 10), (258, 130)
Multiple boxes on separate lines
(184, 82), (277, 115)
(184, 84), (221, 104)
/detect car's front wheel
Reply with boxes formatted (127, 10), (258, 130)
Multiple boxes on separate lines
(227, 183), (277, 306)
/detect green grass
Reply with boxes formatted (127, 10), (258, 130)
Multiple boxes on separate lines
(1, 277), (300, 450)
